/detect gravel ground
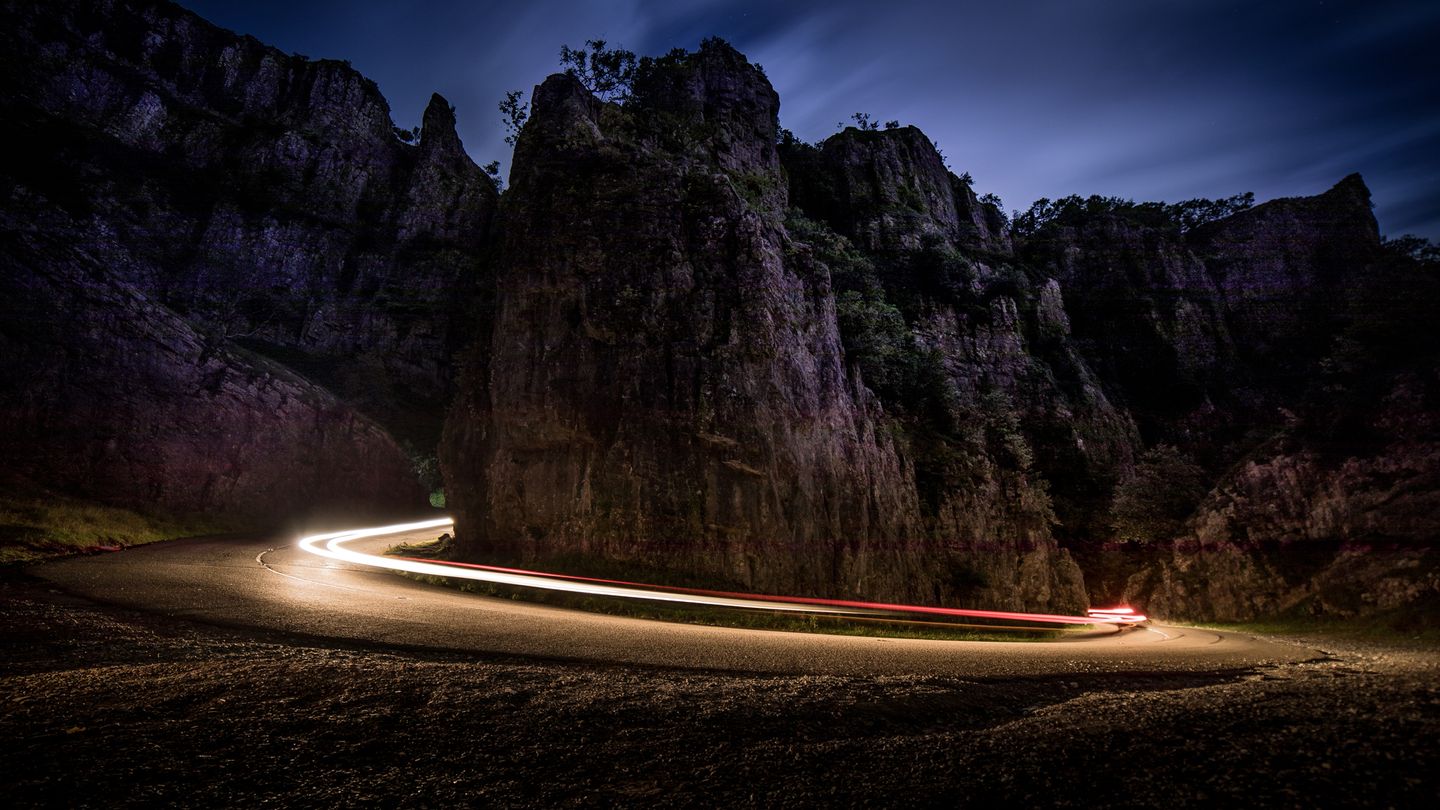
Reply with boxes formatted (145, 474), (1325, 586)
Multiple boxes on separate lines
(2, 574), (1436, 808)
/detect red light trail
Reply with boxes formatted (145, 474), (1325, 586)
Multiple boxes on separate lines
(298, 518), (1147, 630)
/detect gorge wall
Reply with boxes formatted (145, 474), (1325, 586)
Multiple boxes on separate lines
(1120, 189), (1438, 622)
(0, 194), (424, 522)
(3, 0), (1434, 620)
(1, 0), (497, 523)
(1013, 177), (1437, 621)
(440, 46), (1086, 610)
(2, 0), (497, 441)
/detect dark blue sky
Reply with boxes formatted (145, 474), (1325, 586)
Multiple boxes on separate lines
(183, 0), (1439, 239)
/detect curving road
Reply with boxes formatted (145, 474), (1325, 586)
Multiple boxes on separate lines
(29, 522), (1322, 677)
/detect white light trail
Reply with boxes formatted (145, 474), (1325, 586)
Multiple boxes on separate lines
(299, 519), (875, 616)
(296, 518), (1146, 627)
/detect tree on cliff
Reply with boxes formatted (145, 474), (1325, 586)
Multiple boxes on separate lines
(1110, 445), (1209, 543)
(482, 161), (503, 191)
(505, 39), (768, 147)
(499, 90), (527, 146)
(850, 112), (879, 131)
(499, 39), (643, 145)
(1012, 192), (1254, 237)
(1167, 192), (1254, 232)
(559, 39), (637, 101)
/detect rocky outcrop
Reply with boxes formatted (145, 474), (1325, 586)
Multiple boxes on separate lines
(1127, 371), (1440, 621)
(1120, 187), (1432, 621)
(0, 191), (425, 523)
(1020, 214), (1235, 445)
(0, 0), (492, 522)
(1190, 174), (1382, 385)
(1004, 175), (1429, 614)
(441, 43), (1085, 610)
(787, 126), (1010, 256)
(787, 125), (1429, 620)
(784, 128), (1141, 554)
(1016, 176), (1380, 444)
(1, 0), (498, 439)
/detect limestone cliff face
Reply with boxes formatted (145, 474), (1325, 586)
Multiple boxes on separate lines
(1015, 175), (1379, 447)
(0, 0), (493, 521)
(783, 128), (1140, 555)
(1, 0), (497, 438)
(441, 44), (1085, 609)
(1127, 371), (1440, 621)
(785, 123), (1430, 620)
(788, 126), (1010, 255)
(4, 0), (1426, 620)
(1020, 176), (1439, 622)
(0, 192), (425, 522)
(1191, 174), (1381, 383)
(1114, 184), (1430, 621)
(1020, 215), (1235, 445)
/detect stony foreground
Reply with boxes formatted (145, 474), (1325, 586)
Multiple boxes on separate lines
(2, 575), (1436, 808)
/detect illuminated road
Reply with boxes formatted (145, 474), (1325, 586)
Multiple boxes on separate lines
(30, 520), (1322, 677)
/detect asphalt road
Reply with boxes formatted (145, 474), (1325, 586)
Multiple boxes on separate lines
(30, 527), (1323, 677)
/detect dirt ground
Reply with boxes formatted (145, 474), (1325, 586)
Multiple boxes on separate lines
(2, 573), (1436, 808)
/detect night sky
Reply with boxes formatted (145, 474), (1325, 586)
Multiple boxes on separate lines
(181, 0), (1439, 239)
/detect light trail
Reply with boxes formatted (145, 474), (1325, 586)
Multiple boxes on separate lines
(296, 518), (1146, 628)
(1088, 606), (1150, 622)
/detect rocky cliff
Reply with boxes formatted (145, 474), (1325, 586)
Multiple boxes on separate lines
(0, 189), (425, 522)
(4, 0), (1431, 620)
(783, 127), (1142, 553)
(785, 125), (1010, 255)
(1192, 174), (1381, 383)
(1018, 209), (1235, 447)
(1126, 365), (1440, 622)
(779, 117), (1433, 619)
(1, 0), (497, 443)
(1122, 200), (1437, 622)
(0, 0), (497, 523)
(1005, 174), (1435, 622)
(441, 43), (1086, 610)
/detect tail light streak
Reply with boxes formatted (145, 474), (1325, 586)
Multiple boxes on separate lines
(297, 518), (1147, 628)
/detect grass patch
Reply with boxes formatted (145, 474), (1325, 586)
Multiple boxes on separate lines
(1186, 609), (1440, 647)
(0, 482), (243, 565)
(386, 537), (1069, 642)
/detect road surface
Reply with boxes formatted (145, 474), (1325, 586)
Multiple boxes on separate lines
(29, 524), (1322, 677)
